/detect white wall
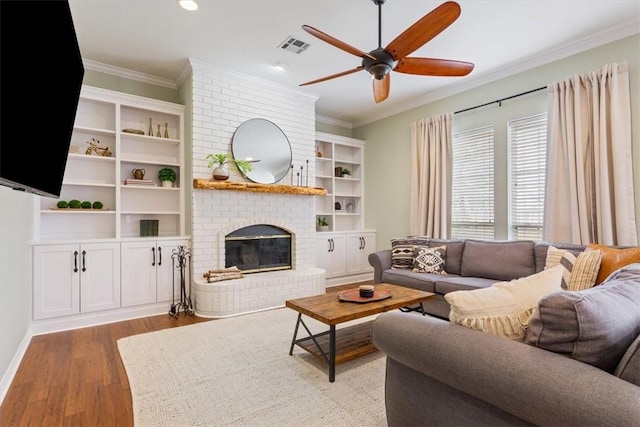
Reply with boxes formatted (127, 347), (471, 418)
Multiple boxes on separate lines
(0, 187), (34, 400)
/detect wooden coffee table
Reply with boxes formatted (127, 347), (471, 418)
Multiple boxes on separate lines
(286, 283), (434, 382)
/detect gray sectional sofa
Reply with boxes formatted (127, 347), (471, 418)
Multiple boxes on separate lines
(371, 263), (640, 426)
(368, 238), (585, 318)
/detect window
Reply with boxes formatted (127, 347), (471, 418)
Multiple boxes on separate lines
(451, 126), (495, 239)
(508, 114), (547, 240)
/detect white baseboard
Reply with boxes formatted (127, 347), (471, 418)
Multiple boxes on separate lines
(325, 272), (373, 288)
(0, 331), (32, 406)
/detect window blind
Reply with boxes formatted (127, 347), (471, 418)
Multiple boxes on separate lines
(451, 126), (495, 239)
(508, 114), (547, 240)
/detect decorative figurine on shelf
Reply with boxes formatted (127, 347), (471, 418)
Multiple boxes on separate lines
(148, 117), (153, 136)
(85, 138), (112, 157)
(156, 124), (161, 137)
(164, 122), (169, 138)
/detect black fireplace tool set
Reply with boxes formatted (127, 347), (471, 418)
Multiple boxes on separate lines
(169, 245), (195, 318)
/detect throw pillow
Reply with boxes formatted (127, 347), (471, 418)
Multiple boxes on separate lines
(544, 246), (602, 291)
(390, 237), (429, 269)
(586, 243), (640, 284)
(412, 245), (447, 274)
(524, 263), (640, 373)
(445, 265), (564, 341)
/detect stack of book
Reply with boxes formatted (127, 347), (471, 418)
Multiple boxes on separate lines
(124, 178), (155, 186)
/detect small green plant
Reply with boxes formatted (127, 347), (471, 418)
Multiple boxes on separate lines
(81, 201), (92, 209)
(56, 200), (69, 208)
(206, 153), (253, 175)
(158, 167), (177, 183)
(68, 199), (82, 209)
(341, 168), (352, 176)
(92, 201), (104, 209)
(317, 217), (329, 227)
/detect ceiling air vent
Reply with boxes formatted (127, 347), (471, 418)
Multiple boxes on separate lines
(277, 36), (310, 54)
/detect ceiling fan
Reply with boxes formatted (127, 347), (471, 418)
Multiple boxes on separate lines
(299, 0), (474, 103)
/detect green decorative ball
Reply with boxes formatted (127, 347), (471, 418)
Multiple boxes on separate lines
(56, 201), (69, 208)
(81, 201), (92, 209)
(92, 201), (104, 209)
(68, 199), (82, 209)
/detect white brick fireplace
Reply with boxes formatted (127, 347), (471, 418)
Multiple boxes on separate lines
(188, 60), (325, 317)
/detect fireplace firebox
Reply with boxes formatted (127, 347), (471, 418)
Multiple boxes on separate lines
(225, 225), (292, 274)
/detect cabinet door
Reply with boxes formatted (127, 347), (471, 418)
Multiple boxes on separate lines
(347, 233), (377, 275)
(326, 234), (347, 278)
(156, 239), (189, 302)
(33, 244), (81, 320)
(316, 235), (330, 272)
(80, 243), (121, 313)
(121, 241), (158, 307)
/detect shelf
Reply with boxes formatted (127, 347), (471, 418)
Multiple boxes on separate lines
(121, 132), (180, 145)
(74, 126), (116, 137)
(68, 153), (116, 163)
(193, 179), (327, 195)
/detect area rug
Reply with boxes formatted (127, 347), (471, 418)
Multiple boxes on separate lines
(117, 308), (387, 426)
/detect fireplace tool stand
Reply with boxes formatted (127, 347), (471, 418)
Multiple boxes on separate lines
(169, 245), (194, 318)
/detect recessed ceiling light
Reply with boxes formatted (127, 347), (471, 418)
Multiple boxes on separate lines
(179, 0), (198, 11)
(273, 62), (287, 71)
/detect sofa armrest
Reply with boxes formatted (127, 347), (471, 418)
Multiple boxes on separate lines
(368, 250), (392, 284)
(371, 311), (640, 426)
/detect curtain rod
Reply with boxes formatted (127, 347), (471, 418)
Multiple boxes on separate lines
(454, 86), (547, 115)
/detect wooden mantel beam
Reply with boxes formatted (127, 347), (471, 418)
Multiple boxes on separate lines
(193, 179), (326, 196)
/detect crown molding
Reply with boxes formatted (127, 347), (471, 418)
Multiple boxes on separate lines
(82, 59), (177, 89)
(352, 19), (640, 128)
(315, 115), (353, 129)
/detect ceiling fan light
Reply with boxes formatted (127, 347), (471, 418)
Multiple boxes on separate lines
(369, 63), (391, 80)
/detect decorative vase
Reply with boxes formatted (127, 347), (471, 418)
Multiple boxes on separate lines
(162, 180), (173, 188)
(164, 122), (169, 138)
(213, 164), (229, 181)
(148, 118), (153, 136)
(317, 225), (329, 232)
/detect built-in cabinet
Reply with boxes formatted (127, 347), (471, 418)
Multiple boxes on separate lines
(121, 239), (189, 307)
(316, 232), (376, 286)
(31, 86), (189, 327)
(314, 132), (376, 286)
(33, 242), (120, 320)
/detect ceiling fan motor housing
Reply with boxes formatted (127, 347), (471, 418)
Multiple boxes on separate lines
(363, 48), (397, 80)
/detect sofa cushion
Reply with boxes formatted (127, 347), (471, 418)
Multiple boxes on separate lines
(381, 269), (439, 293)
(544, 246), (602, 291)
(445, 265), (564, 341)
(615, 334), (640, 386)
(434, 276), (498, 295)
(524, 264), (640, 373)
(587, 243), (640, 284)
(412, 245), (447, 274)
(390, 237), (429, 269)
(534, 241), (586, 273)
(460, 239), (536, 281)
(428, 238), (465, 275)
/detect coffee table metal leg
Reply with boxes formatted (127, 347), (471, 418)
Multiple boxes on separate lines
(329, 324), (336, 383)
(289, 313), (302, 355)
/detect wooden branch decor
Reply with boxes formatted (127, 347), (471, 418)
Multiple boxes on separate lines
(193, 179), (326, 196)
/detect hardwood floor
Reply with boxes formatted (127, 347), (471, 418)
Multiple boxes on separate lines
(0, 282), (364, 427)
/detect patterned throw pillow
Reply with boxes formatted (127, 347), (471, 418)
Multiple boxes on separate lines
(412, 245), (447, 274)
(545, 246), (602, 291)
(390, 237), (429, 269)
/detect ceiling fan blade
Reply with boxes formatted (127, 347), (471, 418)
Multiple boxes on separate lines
(385, 1), (461, 60)
(302, 25), (376, 61)
(299, 66), (364, 87)
(394, 57), (474, 76)
(373, 74), (390, 103)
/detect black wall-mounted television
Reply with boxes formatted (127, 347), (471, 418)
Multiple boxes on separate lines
(0, 0), (85, 198)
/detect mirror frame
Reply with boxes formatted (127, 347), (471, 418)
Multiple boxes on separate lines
(231, 118), (292, 184)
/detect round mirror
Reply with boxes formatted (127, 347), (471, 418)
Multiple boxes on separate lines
(231, 118), (292, 184)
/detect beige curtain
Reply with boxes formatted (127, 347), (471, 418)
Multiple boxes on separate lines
(544, 62), (636, 245)
(409, 113), (453, 237)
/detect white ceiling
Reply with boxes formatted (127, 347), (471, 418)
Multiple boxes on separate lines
(68, 0), (640, 127)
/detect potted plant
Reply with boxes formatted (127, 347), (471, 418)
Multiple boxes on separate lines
(158, 167), (177, 188)
(341, 168), (352, 178)
(317, 216), (330, 232)
(206, 153), (253, 181)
